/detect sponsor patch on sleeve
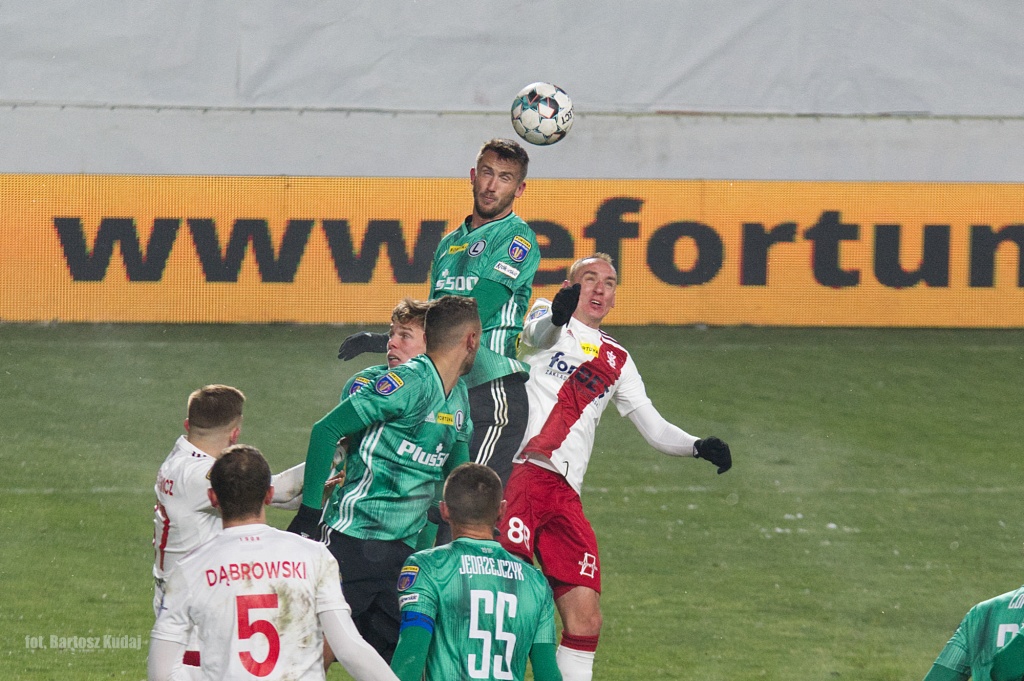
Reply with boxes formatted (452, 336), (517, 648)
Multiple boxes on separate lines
(494, 261), (520, 279)
(374, 372), (405, 395)
(508, 235), (532, 263)
(349, 376), (372, 395)
(398, 593), (420, 607)
(397, 565), (419, 591)
(527, 306), (550, 322)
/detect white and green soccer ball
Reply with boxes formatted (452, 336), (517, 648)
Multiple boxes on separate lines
(510, 82), (574, 145)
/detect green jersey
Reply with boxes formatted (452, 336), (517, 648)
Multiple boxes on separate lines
(928, 585), (1024, 680)
(321, 355), (473, 547)
(430, 212), (540, 388)
(397, 537), (556, 681)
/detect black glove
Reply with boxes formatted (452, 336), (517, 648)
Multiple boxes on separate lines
(550, 283), (581, 326)
(694, 437), (732, 474)
(286, 504), (323, 539)
(337, 332), (389, 360)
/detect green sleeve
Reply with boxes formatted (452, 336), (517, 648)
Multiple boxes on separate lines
(921, 662), (967, 681)
(390, 623), (433, 681)
(472, 277), (513, 322)
(300, 398), (371, 509)
(992, 632), (1024, 681)
(443, 440), (471, 477)
(529, 642), (563, 681)
(414, 518), (439, 551)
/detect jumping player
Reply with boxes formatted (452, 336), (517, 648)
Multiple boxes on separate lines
(149, 445), (397, 681)
(497, 254), (733, 681)
(338, 139), (539, 487)
(391, 463), (561, 681)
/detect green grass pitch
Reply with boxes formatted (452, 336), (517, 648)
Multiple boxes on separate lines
(1, 323), (1021, 680)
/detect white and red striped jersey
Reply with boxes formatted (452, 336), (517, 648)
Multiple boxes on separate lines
(153, 436), (220, 582)
(151, 524), (350, 681)
(515, 300), (653, 494)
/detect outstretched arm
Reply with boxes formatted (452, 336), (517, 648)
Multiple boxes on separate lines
(626, 403), (699, 456)
(270, 462), (305, 510)
(521, 284), (581, 350)
(338, 331), (389, 361)
(299, 399), (368, 509)
(627, 404), (732, 474)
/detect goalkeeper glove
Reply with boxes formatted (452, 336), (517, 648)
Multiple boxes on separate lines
(694, 437), (732, 474)
(286, 503), (323, 539)
(550, 283), (581, 326)
(337, 332), (389, 360)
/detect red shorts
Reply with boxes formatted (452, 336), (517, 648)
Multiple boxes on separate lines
(498, 462), (601, 598)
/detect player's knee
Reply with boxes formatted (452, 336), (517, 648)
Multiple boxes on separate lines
(564, 603), (602, 637)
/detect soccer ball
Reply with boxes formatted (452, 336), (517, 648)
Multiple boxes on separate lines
(510, 82), (574, 145)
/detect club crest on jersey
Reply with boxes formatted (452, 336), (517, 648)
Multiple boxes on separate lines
(508, 235), (531, 263)
(374, 372), (404, 395)
(606, 350), (618, 368)
(469, 239), (487, 257)
(397, 566), (419, 591)
(349, 376), (372, 395)
(455, 410), (465, 431)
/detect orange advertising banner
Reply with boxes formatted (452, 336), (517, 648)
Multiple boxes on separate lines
(1, 174), (1022, 326)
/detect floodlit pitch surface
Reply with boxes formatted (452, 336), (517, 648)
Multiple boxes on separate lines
(1, 324), (1021, 680)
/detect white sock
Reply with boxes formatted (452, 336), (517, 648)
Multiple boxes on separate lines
(557, 644), (595, 681)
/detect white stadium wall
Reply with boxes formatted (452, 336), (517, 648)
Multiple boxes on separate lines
(0, 0), (1022, 180)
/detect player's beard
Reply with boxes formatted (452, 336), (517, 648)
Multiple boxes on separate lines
(473, 187), (515, 221)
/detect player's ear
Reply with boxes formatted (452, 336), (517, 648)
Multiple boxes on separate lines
(439, 501), (451, 524)
(469, 167), (477, 183)
(183, 419), (190, 435)
(207, 488), (220, 509)
(495, 499), (507, 525)
(514, 181), (526, 198)
(263, 486), (275, 506)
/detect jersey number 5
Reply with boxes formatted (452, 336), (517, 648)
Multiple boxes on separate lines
(468, 590), (517, 680)
(237, 594), (280, 677)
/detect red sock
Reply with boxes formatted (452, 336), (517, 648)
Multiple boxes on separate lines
(560, 632), (599, 653)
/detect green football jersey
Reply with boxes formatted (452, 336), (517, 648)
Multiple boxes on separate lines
(430, 212), (540, 388)
(930, 585), (1024, 680)
(397, 537), (556, 681)
(321, 355), (473, 547)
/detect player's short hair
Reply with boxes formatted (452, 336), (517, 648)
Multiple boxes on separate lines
(478, 138), (530, 181)
(424, 296), (480, 352)
(443, 463), (503, 526)
(567, 252), (616, 283)
(209, 444), (271, 521)
(187, 385), (245, 431)
(391, 298), (431, 328)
